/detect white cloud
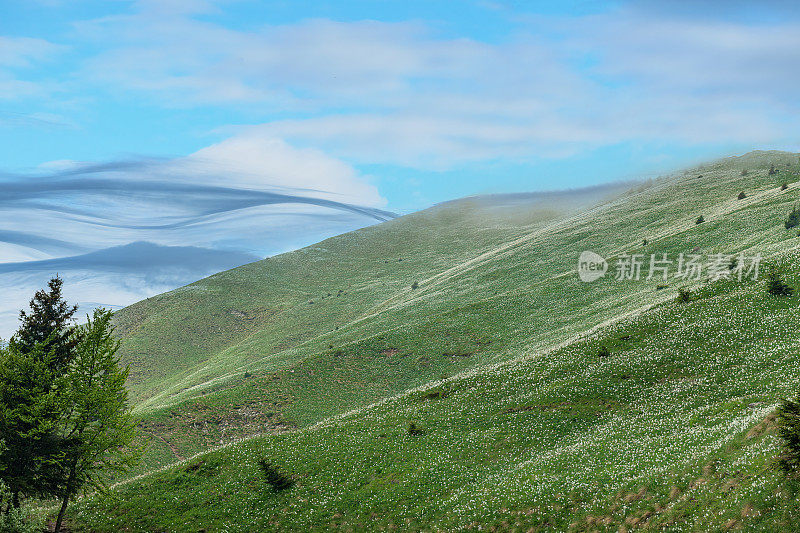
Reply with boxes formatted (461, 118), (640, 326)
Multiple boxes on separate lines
(69, 3), (800, 168)
(0, 36), (64, 100)
(569, 9), (800, 102)
(178, 135), (384, 206)
(0, 36), (62, 67)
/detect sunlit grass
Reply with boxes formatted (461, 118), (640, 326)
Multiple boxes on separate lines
(67, 151), (800, 530)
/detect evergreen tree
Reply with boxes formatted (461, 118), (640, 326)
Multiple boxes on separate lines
(11, 276), (78, 371)
(0, 277), (81, 509)
(0, 344), (63, 508)
(52, 309), (140, 533)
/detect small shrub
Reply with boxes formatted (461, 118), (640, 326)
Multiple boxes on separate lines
(786, 206), (800, 229)
(407, 422), (425, 436)
(782, 182), (789, 190)
(695, 215), (705, 224)
(777, 392), (800, 477)
(740, 169), (749, 176)
(258, 460), (293, 491)
(677, 288), (692, 303)
(411, 281), (419, 290)
(642, 239), (648, 246)
(597, 345), (610, 358)
(737, 191), (746, 200)
(769, 164), (778, 176)
(767, 270), (794, 296)
(656, 284), (668, 290)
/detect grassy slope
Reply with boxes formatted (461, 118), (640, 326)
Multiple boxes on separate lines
(71, 151), (800, 530)
(74, 260), (800, 532)
(127, 151), (800, 474)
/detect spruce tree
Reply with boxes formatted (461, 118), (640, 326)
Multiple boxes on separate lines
(0, 278), (80, 510)
(0, 344), (62, 507)
(11, 276), (78, 370)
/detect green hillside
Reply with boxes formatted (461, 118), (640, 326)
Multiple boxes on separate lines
(68, 150), (800, 530)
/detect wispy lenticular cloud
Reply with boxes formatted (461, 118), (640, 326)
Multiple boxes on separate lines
(0, 135), (393, 337)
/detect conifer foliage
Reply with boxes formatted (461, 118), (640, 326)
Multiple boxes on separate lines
(11, 276), (78, 370)
(1, 276), (77, 509)
(0, 278), (140, 533)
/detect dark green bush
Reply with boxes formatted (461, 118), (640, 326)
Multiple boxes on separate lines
(597, 345), (610, 358)
(411, 282), (419, 290)
(777, 393), (800, 477)
(785, 206), (800, 229)
(769, 164), (778, 175)
(407, 422), (424, 436)
(767, 270), (794, 296)
(696, 215), (705, 224)
(782, 182), (789, 190)
(677, 288), (693, 303)
(738, 191), (747, 200)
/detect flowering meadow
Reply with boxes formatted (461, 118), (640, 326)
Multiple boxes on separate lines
(69, 151), (800, 530)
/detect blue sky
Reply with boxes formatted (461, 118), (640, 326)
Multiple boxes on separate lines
(5, 0), (799, 209)
(1, 0), (800, 334)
